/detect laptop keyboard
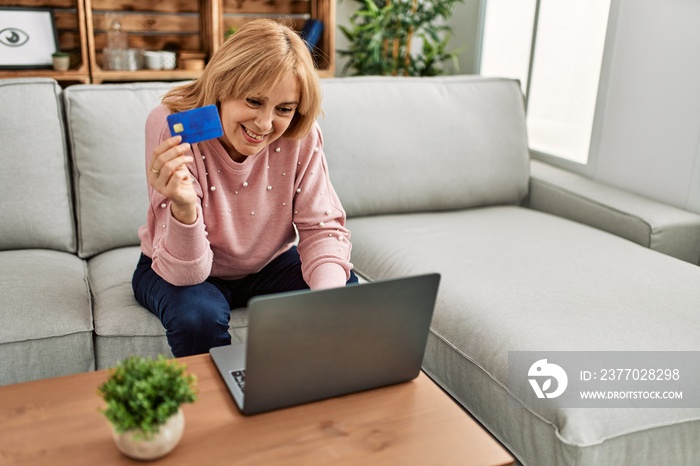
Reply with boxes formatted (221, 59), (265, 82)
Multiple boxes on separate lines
(231, 369), (246, 392)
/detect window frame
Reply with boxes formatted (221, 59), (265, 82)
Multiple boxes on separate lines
(477, 0), (620, 175)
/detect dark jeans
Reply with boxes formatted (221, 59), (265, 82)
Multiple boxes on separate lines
(132, 246), (358, 357)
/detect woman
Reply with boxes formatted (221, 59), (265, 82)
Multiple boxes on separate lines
(133, 19), (357, 357)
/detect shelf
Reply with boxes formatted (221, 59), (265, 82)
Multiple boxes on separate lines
(1, 0), (89, 84)
(90, 69), (202, 84)
(1, 0), (335, 84)
(0, 69), (90, 84)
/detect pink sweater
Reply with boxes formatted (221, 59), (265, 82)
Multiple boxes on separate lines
(138, 104), (353, 289)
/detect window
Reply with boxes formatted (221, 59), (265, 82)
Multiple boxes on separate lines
(480, 0), (612, 164)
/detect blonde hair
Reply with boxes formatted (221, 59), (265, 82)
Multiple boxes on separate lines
(163, 19), (321, 140)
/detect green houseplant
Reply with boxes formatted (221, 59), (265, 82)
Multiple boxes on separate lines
(98, 355), (197, 460)
(339, 0), (463, 76)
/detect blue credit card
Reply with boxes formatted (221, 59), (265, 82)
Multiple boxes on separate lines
(166, 105), (224, 144)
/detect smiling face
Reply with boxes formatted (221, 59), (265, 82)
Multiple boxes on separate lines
(218, 72), (300, 163)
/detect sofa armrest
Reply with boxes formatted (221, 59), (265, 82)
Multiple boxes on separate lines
(528, 160), (700, 264)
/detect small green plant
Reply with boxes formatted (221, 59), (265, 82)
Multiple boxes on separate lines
(339, 0), (463, 77)
(98, 355), (197, 439)
(225, 26), (237, 39)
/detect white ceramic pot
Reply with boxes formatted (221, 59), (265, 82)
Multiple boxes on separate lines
(111, 408), (185, 460)
(160, 51), (177, 70)
(52, 55), (70, 71)
(143, 51), (163, 70)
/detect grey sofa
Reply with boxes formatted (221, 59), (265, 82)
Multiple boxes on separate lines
(2, 76), (700, 466)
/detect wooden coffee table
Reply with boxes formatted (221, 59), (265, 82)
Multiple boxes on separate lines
(0, 354), (514, 465)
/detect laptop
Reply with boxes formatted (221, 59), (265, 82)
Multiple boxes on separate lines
(209, 273), (441, 415)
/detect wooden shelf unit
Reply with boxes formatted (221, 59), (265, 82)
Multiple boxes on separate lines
(84, 0), (211, 83)
(1, 0), (335, 84)
(0, 0), (90, 84)
(217, 0), (336, 77)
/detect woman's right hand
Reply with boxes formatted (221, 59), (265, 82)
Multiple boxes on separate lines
(148, 135), (197, 224)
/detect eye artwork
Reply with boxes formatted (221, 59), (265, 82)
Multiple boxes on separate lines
(0, 28), (30, 47)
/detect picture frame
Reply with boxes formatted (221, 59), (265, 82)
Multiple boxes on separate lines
(0, 8), (58, 69)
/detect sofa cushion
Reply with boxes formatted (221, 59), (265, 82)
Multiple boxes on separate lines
(318, 76), (530, 218)
(0, 78), (76, 252)
(88, 247), (171, 369)
(89, 247), (248, 369)
(0, 249), (93, 385)
(63, 82), (179, 258)
(347, 206), (700, 466)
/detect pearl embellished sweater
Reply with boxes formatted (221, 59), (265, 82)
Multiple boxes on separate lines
(137, 104), (353, 289)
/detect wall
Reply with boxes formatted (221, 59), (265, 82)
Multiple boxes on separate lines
(335, 0), (700, 215)
(588, 0), (700, 214)
(503, 0), (700, 215)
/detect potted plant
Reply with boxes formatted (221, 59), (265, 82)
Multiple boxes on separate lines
(338, 0), (462, 76)
(98, 355), (197, 460)
(51, 51), (70, 72)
